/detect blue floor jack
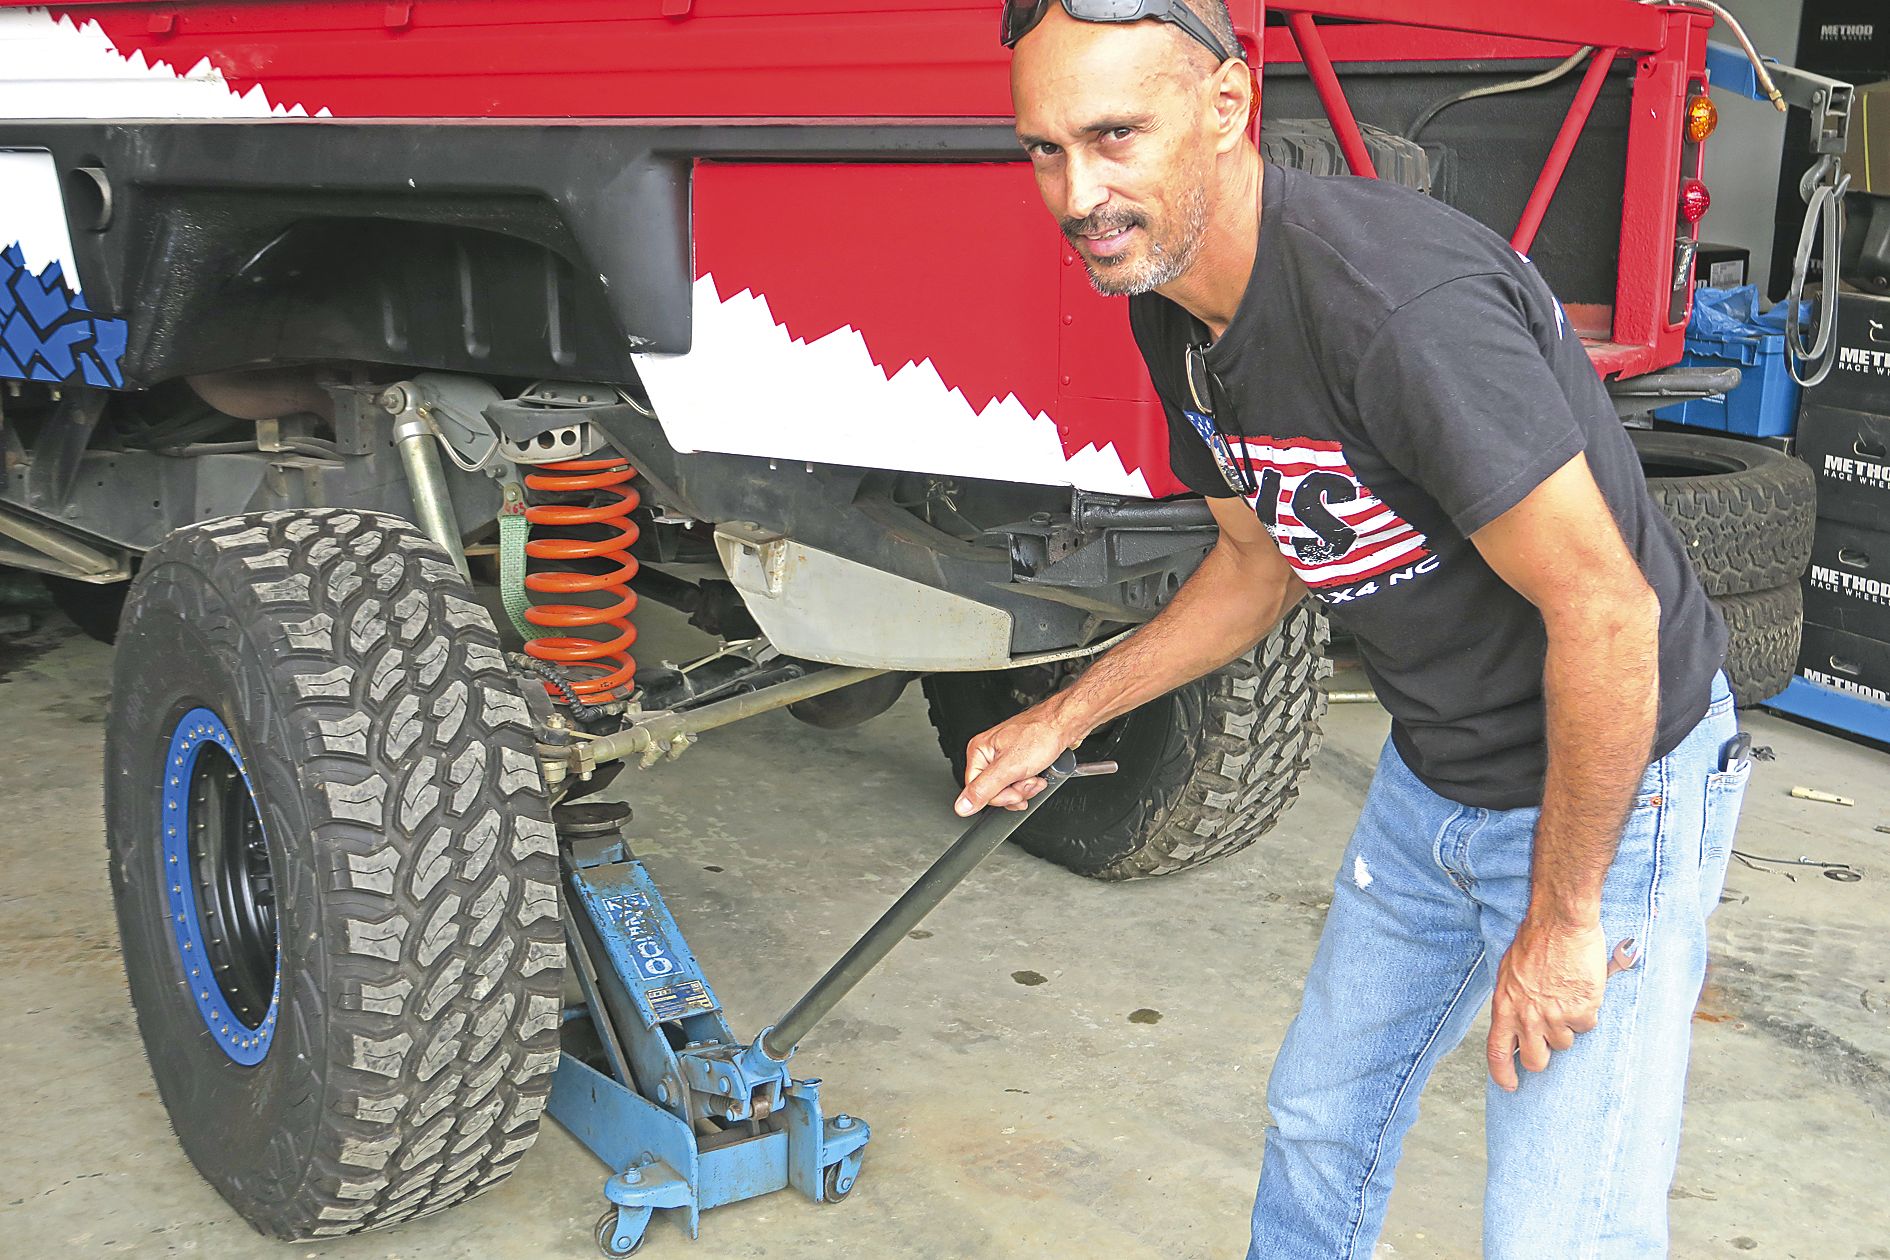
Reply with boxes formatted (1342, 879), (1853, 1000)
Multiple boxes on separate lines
(546, 751), (1114, 1256)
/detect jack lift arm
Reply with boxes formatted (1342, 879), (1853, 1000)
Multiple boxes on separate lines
(549, 749), (1115, 1256)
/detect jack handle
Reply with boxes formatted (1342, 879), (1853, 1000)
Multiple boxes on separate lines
(748, 752), (1116, 1066)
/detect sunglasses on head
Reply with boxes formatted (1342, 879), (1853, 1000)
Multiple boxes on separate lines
(999, 0), (1238, 65)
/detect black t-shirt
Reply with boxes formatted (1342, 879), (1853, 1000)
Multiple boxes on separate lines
(1130, 163), (1727, 810)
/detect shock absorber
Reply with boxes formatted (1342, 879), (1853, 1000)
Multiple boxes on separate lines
(521, 456), (641, 705)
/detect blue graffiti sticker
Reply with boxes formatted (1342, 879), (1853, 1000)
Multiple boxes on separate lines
(0, 243), (128, 387)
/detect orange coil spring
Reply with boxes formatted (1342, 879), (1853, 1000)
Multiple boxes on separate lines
(522, 457), (640, 703)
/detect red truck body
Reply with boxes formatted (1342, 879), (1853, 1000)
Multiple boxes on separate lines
(1, 1), (1718, 499)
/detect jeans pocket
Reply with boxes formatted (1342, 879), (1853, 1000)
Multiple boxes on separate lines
(1698, 760), (1751, 917)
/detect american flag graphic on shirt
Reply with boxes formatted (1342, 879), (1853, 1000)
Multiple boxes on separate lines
(1230, 435), (1434, 593)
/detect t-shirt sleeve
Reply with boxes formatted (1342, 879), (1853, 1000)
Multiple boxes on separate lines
(1352, 273), (1586, 536)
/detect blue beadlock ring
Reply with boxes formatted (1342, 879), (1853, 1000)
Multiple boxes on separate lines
(160, 706), (280, 1066)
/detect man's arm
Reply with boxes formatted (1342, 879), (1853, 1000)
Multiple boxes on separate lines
(1470, 451), (1661, 1091)
(953, 495), (1306, 816)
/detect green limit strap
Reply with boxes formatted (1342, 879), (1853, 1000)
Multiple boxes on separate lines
(497, 485), (537, 642)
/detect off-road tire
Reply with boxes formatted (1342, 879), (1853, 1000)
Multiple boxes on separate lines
(1631, 429), (1815, 597)
(923, 602), (1330, 880)
(1713, 583), (1801, 707)
(105, 508), (564, 1240)
(1259, 118), (1432, 193)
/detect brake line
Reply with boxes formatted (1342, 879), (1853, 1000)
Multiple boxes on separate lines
(1645, 0), (1785, 112)
(1405, 47), (1594, 142)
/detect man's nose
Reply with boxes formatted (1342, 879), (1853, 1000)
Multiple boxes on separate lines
(1064, 152), (1109, 221)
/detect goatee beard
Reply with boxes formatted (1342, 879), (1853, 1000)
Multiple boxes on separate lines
(1078, 185), (1211, 297)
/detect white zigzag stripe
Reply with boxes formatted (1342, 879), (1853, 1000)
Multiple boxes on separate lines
(632, 274), (1153, 497)
(1333, 506), (1399, 532)
(0, 8), (326, 119)
(0, 150), (81, 282)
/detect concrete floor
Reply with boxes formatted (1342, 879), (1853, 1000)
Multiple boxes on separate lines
(4, 596), (1888, 1260)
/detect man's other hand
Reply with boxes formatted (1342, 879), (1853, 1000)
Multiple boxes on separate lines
(1486, 916), (1638, 1091)
(953, 705), (1078, 816)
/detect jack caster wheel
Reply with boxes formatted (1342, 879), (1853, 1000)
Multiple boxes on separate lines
(594, 1208), (646, 1257)
(823, 1161), (857, 1203)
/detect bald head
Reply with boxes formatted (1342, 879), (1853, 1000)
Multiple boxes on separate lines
(1178, 0), (1241, 75)
(1010, 5), (1254, 296)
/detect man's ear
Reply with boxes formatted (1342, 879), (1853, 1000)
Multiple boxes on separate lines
(1209, 57), (1256, 153)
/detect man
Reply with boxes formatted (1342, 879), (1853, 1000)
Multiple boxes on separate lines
(959, 2), (1753, 1256)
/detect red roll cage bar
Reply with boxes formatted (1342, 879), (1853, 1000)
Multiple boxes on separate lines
(1242, 1), (1715, 379)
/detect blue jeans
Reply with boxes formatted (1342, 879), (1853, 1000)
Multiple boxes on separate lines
(1251, 675), (1748, 1259)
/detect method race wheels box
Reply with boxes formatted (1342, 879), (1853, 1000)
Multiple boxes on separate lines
(1804, 518), (1890, 640)
(1796, 622), (1890, 706)
(1796, 402), (1890, 529)
(1805, 291), (1890, 414)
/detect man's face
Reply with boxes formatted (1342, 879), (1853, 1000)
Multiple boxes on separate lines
(1011, 9), (1217, 296)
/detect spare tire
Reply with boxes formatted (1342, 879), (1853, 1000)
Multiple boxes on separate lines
(1630, 429), (1815, 596)
(923, 601), (1330, 880)
(1259, 118), (1432, 193)
(1713, 583), (1802, 707)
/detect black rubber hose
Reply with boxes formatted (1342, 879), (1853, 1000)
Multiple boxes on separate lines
(509, 653), (615, 724)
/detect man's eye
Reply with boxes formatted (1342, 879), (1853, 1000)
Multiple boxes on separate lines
(1029, 142), (1062, 159)
(1106, 127), (1135, 142)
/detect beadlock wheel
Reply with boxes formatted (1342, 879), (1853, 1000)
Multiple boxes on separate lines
(161, 707), (280, 1065)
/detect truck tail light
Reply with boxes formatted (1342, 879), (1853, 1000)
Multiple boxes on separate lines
(1679, 179), (1711, 224)
(1685, 93), (1718, 143)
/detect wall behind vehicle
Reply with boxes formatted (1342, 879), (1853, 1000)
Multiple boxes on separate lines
(1708, 0), (1801, 299)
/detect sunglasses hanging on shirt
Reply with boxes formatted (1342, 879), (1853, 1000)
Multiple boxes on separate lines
(1184, 343), (1258, 498)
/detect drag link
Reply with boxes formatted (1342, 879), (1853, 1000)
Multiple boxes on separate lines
(571, 666), (887, 776)
(754, 752), (1116, 1064)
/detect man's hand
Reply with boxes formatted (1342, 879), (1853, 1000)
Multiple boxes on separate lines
(949, 497), (1304, 819)
(953, 703), (1077, 816)
(1472, 453), (1658, 1090)
(1487, 916), (1638, 1091)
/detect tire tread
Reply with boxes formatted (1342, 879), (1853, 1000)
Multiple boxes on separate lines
(117, 508), (563, 1240)
(1632, 430), (1816, 596)
(1259, 118), (1432, 192)
(1713, 583), (1801, 707)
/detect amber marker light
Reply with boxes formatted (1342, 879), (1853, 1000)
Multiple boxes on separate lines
(1686, 93), (1719, 143)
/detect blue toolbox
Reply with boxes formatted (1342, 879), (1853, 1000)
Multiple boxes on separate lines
(1654, 327), (1801, 437)
(1655, 285), (1807, 437)
(1763, 673), (1890, 746)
